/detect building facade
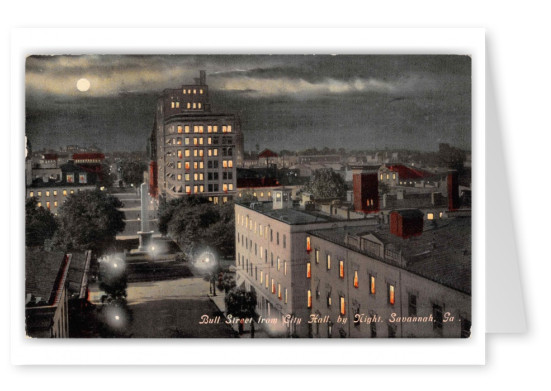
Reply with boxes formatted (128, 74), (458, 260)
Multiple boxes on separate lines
(234, 189), (377, 337)
(150, 71), (244, 202)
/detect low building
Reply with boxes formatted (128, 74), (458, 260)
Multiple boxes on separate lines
(25, 251), (72, 338)
(306, 214), (471, 338)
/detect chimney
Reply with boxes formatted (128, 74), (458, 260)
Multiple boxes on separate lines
(352, 165), (379, 213)
(447, 170), (460, 211)
(200, 70), (206, 85)
(389, 209), (424, 238)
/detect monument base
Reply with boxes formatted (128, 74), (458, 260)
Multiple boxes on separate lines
(134, 230), (154, 253)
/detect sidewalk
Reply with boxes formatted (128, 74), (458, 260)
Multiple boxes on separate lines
(207, 291), (271, 338)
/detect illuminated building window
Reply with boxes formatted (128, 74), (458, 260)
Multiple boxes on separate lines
(184, 137), (189, 145)
(171, 101), (175, 108)
(193, 150), (198, 157)
(177, 162), (182, 169)
(194, 186), (198, 194)
(229, 160), (233, 168)
(37, 202), (41, 207)
(193, 137), (198, 145)
(177, 125), (182, 134)
(185, 149), (190, 157)
(229, 184), (233, 191)
(185, 186), (191, 194)
(223, 160), (228, 168)
(340, 296), (346, 316)
(54, 201), (58, 207)
(29, 191), (34, 197)
(227, 125), (232, 133)
(185, 173), (190, 181)
(193, 89), (196, 94)
(223, 184), (228, 192)
(285, 288), (288, 304)
(427, 213), (434, 220)
(307, 290), (312, 308)
(260, 192), (264, 197)
(392, 173), (396, 180)
(208, 137), (212, 144)
(185, 162), (190, 170)
(185, 125), (190, 133)
(53, 190), (57, 196)
(222, 125), (227, 133)
(370, 274), (376, 295)
(277, 257), (280, 271)
(380, 174), (383, 180)
(278, 284), (282, 300)
(178, 150), (183, 159)
(208, 149), (212, 157)
(260, 271), (263, 284)
(199, 126), (204, 133)
(306, 262), (311, 278)
(271, 279), (275, 294)
(268, 191), (271, 197)
(183, 89), (186, 94)
(315, 249), (319, 264)
(306, 236), (311, 253)
(214, 149), (218, 156)
(386, 174), (390, 180)
(187, 89), (191, 94)
(46, 191), (50, 197)
(284, 261), (287, 276)
(194, 173), (198, 181)
(199, 162), (204, 169)
(187, 103), (191, 109)
(70, 190), (74, 194)
(177, 174), (182, 181)
(213, 126), (218, 133)
(198, 103), (202, 109)
(46, 201), (51, 209)
(327, 293), (332, 307)
(208, 126), (212, 133)
(354, 270), (359, 288)
(388, 284), (395, 305)
(199, 173), (204, 180)
(439, 211), (443, 218)
(199, 150), (204, 157)
(339, 260), (344, 279)
(326, 254), (331, 270)
(265, 273), (269, 289)
(193, 103), (197, 109)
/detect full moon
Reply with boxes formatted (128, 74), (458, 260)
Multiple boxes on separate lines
(76, 78), (90, 92)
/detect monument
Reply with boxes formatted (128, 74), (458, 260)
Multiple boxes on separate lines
(137, 181), (154, 252)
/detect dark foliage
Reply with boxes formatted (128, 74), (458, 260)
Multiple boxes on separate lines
(120, 159), (148, 187)
(303, 168), (347, 200)
(25, 197), (58, 247)
(225, 288), (257, 319)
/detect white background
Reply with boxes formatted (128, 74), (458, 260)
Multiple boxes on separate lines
(1, 0), (548, 388)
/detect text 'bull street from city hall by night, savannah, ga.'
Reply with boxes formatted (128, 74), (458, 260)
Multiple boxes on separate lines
(25, 55), (472, 339)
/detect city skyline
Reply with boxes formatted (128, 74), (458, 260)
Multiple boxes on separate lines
(26, 55), (471, 153)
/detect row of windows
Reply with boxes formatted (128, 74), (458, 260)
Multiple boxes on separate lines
(29, 189), (75, 198)
(182, 88), (204, 95)
(171, 147), (233, 158)
(36, 200), (59, 209)
(238, 255), (289, 303)
(168, 137), (234, 150)
(237, 242), (288, 275)
(169, 125), (232, 134)
(170, 101), (203, 110)
(236, 213), (287, 248)
(237, 191), (272, 198)
(177, 183), (234, 194)
(172, 172), (234, 181)
(380, 173), (397, 181)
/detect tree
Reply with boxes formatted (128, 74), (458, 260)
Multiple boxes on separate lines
(54, 189), (126, 254)
(120, 160), (148, 187)
(98, 163), (116, 189)
(303, 168), (347, 200)
(158, 196), (235, 259)
(225, 288), (257, 320)
(25, 197), (58, 247)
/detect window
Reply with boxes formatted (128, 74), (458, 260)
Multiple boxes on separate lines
(54, 201), (58, 207)
(278, 284), (282, 300)
(339, 260), (344, 279)
(427, 213), (434, 220)
(29, 191), (34, 197)
(370, 274), (376, 295)
(177, 125), (183, 133)
(46, 201), (50, 209)
(408, 294), (417, 316)
(392, 173), (396, 180)
(388, 284), (395, 305)
(178, 150), (183, 159)
(37, 202), (41, 207)
(46, 191), (50, 197)
(283, 234), (286, 248)
(177, 174), (182, 181)
(285, 288), (288, 304)
(277, 257), (281, 271)
(185, 125), (190, 133)
(177, 162), (182, 169)
(340, 296), (346, 316)
(353, 270), (359, 288)
(328, 320), (333, 338)
(66, 174), (74, 183)
(327, 293), (332, 307)
(284, 261), (287, 276)
(265, 273), (269, 288)
(306, 236), (311, 253)
(260, 271), (263, 284)
(271, 279), (276, 294)
(315, 249), (319, 264)
(185, 186), (191, 194)
(306, 262), (311, 278)
(53, 190), (57, 196)
(326, 254), (331, 270)
(307, 290), (312, 308)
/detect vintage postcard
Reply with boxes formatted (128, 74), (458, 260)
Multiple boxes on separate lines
(24, 54), (472, 340)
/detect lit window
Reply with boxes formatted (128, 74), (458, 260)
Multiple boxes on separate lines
(370, 274), (376, 294)
(427, 213), (434, 220)
(199, 150), (204, 157)
(229, 184), (233, 190)
(53, 190), (57, 196)
(185, 173), (190, 181)
(229, 160), (233, 168)
(171, 101), (175, 108)
(185, 162), (190, 170)
(54, 201), (58, 207)
(277, 257), (281, 271)
(177, 162), (182, 169)
(271, 279), (275, 294)
(326, 254), (331, 270)
(306, 236), (311, 253)
(187, 89), (191, 94)
(227, 125), (232, 133)
(284, 261), (287, 275)
(198, 103), (202, 109)
(185, 149), (190, 157)
(327, 294), (332, 307)
(185, 186), (191, 194)
(194, 186), (198, 194)
(260, 271), (263, 284)
(37, 202), (41, 207)
(208, 126), (212, 133)
(285, 288), (288, 304)
(214, 149), (218, 156)
(265, 273), (269, 288)
(200, 89), (203, 94)
(199, 126), (204, 133)
(339, 260), (344, 279)
(70, 190), (74, 194)
(177, 174), (182, 181)
(29, 191), (34, 197)
(193, 89), (196, 94)
(439, 211), (443, 218)
(46, 191), (50, 197)
(187, 103), (191, 109)
(315, 249), (319, 264)
(386, 174), (390, 180)
(208, 137), (212, 144)
(389, 284), (395, 305)
(213, 126), (218, 133)
(178, 150), (183, 158)
(185, 125), (190, 133)
(340, 296), (346, 316)
(177, 125), (183, 133)
(222, 125), (227, 133)
(307, 290), (312, 308)
(46, 201), (51, 209)
(193, 103), (197, 109)
(392, 173), (396, 180)
(183, 89), (186, 94)
(354, 271), (359, 288)
(380, 174), (383, 180)
(306, 262), (311, 278)
(278, 284), (282, 300)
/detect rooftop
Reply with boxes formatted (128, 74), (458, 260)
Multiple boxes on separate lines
(309, 217), (471, 295)
(236, 202), (355, 225)
(66, 251), (92, 300)
(26, 250), (70, 306)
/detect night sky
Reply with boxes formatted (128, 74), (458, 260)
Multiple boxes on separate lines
(25, 55), (471, 153)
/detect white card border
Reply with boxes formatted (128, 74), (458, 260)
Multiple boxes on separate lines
(10, 27), (485, 365)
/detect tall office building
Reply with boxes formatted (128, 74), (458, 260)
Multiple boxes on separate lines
(149, 71), (244, 202)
